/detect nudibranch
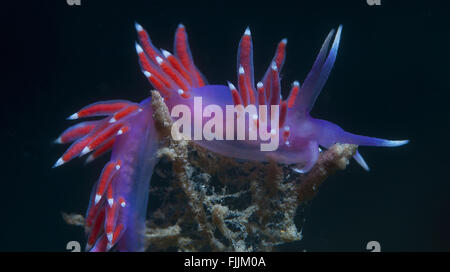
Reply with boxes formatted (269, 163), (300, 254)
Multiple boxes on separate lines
(54, 23), (408, 251)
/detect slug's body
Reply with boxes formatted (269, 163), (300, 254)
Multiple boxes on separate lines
(54, 23), (408, 251)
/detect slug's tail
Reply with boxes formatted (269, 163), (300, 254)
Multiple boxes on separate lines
(134, 22), (207, 100)
(339, 131), (409, 148)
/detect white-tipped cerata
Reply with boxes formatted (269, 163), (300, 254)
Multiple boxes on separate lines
(94, 194), (102, 205)
(54, 137), (62, 144)
(109, 117), (116, 123)
(227, 81), (237, 91)
(135, 42), (143, 54)
(52, 157), (65, 168)
(107, 233), (113, 243)
(117, 129), (123, 136)
(239, 65), (245, 75)
(143, 71), (151, 78)
(244, 27), (251, 36)
(67, 113), (78, 120)
(293, 81), (300, 87)
(108, 198), (114, 208)
(271, 61), (277, 71)
(161, 49), (171, 58)
(155, 56), (163, 65)
(281, 38), (288, 44)
(177, 89), (184, 95)
(134, 22), (143, 32)
(80, 146), (91, 156)
(257, 82), (263, 89)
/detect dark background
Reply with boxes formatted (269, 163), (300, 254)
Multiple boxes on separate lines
(3, 0), (449, 251)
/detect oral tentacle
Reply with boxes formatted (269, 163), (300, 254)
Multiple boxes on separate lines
(353, 150), (370, 171)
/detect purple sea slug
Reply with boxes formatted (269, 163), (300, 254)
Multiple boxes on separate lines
(54, 23), (408, 251)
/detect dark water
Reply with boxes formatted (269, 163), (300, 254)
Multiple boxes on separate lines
(3, 0), (449, 251)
